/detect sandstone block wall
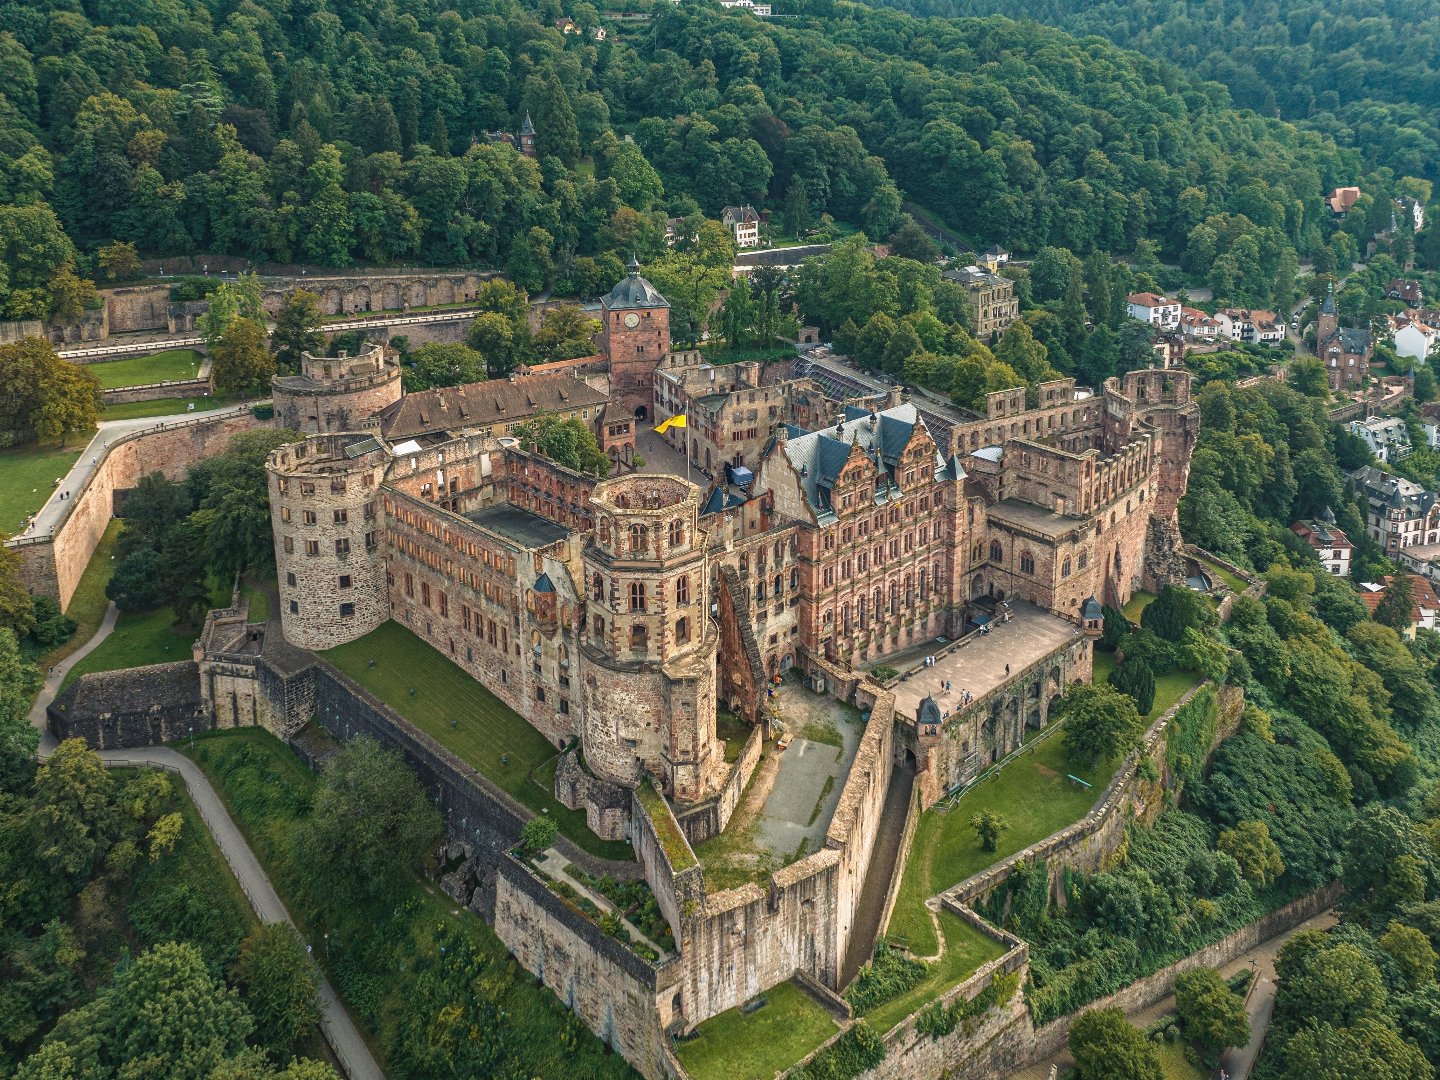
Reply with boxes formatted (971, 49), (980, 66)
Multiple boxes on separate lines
(47, 662), (208, 748)
(495, 854), (676, 1079)
(104, 285), (172, 333)
(102, 378), (212, 404)
(8, 410), (265, 607)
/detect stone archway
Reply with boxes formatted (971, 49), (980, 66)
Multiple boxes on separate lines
(634, 404), (648, 421)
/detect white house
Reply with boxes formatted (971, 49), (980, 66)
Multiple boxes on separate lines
(720, 0), (772, 14)
(1125, 292), (1181, 331)
(1179, 307), (1220, 340)
(720, 205), (761, 248)
(1350, 416), (1413, 463)
(1291, 513), (1352, 577)
(1392, 317), (1438, 364)
(1215, 308), (1284, 344)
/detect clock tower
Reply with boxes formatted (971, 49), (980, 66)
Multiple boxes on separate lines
(600, 258), (670, 421)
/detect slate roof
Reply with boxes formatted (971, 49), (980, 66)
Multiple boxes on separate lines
(779, 403), (942, 515)
(601, 260), (669, 310)
(1337, 327), (1372, 354)
(377, 374), (607, 439)
(1351, 465), (1436, 516)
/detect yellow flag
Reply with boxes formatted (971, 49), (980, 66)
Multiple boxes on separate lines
(655, 413), (687, 433)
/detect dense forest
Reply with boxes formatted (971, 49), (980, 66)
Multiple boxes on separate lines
(0, 0), (1368, 322)
(862, 0), (1440, 184)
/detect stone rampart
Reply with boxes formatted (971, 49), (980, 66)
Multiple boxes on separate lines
(102, 378), (213, 405)
(0, 319), (46, 344)
(495, 852), (678, 1079)
(675, 721), (762, 846)
(104, 285), (172, 333)
(6, 409), (266, 607)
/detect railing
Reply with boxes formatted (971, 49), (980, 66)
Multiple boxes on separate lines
(59, 337), (205, 360)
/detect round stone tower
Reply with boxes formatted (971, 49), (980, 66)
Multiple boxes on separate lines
(578, 474), (723, 804)
(271, 342), (401, 434)
(267, 433), (391, 650)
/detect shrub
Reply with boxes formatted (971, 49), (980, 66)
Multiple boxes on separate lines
(845, 941), (926, 1013)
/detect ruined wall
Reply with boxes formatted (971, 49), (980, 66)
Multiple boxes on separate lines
(495, 854), (677, 1079)
(675, 721), (762, 846)
(104, 285), (172, 332)
(47, 662), (208, 748)
(712, 565), (766, 723)
(0, 319), (47, 344)
(7, 410), (266, 607)
(102, 378), (212, 404)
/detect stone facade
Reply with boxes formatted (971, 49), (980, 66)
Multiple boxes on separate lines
(600, 260), (670, 420)
(940, 264), (1020, 340)
(48, 662), (208, 747)
(271, 344), (402, 435)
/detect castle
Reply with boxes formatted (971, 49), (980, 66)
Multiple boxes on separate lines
(1317, 281), (1374, 392)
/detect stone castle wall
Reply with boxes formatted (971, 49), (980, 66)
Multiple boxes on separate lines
(7, 410), (266, 607)
(102, 377), (213, 405)
(47, 662), (208, 748)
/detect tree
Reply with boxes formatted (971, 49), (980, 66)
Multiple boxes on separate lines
(46, 265), (97, 326)
(0, 627), (42, 795)
(1068, 1008), (1163, 1080)
(404, 343), (487, 391)
(210, 319), (274, 395)
(1378, 921), (1438, 989)
(1058, 682), (1144, 767)
(270, 290), (326, 372)
(190, 429), (299, 578)
(1140, 584), (1218, 643)
(511, 411), (610, 477)
(1275, 934), (1390, 1032)
(1374, 574), (1417, 632)
(0, 337), (101, 447)
(533, 306), (601, 362)
(96, 241), (141, 282)
(1217, 820), (1285, 887)
(887, 217), (940, 263)
(1280, 1017), (1432, 1080)
(1288, 355), (1328, 398)
(970, 809), (1009, 852)
(31, 738), (117, 879)
(1108, 657), (1155, 716)
(520, 815), (558, 855)
(1174, 968), (1250, 1051)
(993, 320), (1054, 383)
(297, 736), (442, 903)
(200, 274), (264, 352)
(0, 543), (37, 639)
(232, 925), (322, 1058)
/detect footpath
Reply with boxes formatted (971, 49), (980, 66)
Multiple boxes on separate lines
(28, 604), (386, 1080)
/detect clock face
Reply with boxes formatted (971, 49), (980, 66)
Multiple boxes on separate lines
(623, 312), (640, 328)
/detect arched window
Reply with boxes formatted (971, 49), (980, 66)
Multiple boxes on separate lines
(669, 519), (685, 548)
(773, 574), (782, 596)
(629, 523), (648, 554)
(919, 569), (929, 600)
(790, 568), (799, 590)
(989, 540), (1004, 562)
(592, 573), (604, 601)
(629, 582), (646, 612)
(842, 603), (852, 631)
(1020, 551), (1035, 575)
(889, 582), (899, 614)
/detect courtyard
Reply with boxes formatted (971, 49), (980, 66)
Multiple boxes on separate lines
(888, 603), (1080, 723)
(674, 980), (839, 1080)
(693, 679), (865, 890)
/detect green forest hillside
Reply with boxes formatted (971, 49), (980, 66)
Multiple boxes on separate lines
(0, 0), (1364, 317)
(860, 0), (1440, 183)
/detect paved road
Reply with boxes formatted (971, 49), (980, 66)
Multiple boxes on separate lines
(17, 402), (256, 540)
(30, 605), (386, 1080)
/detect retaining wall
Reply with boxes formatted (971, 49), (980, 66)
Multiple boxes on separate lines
(47, 662), (210, 748)
(102, 377), (212, 404)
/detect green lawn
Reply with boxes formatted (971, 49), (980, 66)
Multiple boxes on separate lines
(1092, 651), (1200, 721)
(1197, 556), (1249, 595)
(80, 348), (204, 389)
(886, 731), (1119, 955)
(323, 621), (631, 859)
(1122, 590), (1158, 622)
(101, 393), (245, 420)
(862, 912), (1008, 1034)
(674, 980), (839, 1080)
(33, 519), (122, 669)
(0, 441), (84, 532)
(240, 577), (271, 622)
(183, 728), (635, 1080)
(1159, 1040), (1207, 1080)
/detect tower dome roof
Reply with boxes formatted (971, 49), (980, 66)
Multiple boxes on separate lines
(601, 263), (669, 311)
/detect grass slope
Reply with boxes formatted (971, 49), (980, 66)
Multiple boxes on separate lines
(80, 348), (203, 389)
(32, 519), (122, 669)
(101, 393), (245, 420)
(323, 621), (631, 859)
(861, 912), (1007, 1034)
(0, 442), (83, 531)
(675, 980), (838, 1080)
(185, 729), (635, 1080)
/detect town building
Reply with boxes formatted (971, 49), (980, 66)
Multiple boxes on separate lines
(1290, 509), (1352, 577)
(719, 0), (773, 14)
(600, 258), (670, 422)
(720, 205), (761, 248)
(1391, 316), (1437, 363)
(1125, 292), (1182, 331)
(271, 343), (402, 435)
(1179, 307), (1221, 340)
(941, 264), (1020, 339)
(1387, 279), (1423, 308)
(376, 373), (609, 443)
(1328, 186), (1362, 217)
(980, 245), (1010, 271)
(1351, 464), (1440, 554)
(1349, 416), (1413, 463)
(1358, 573), (1440, 637)
(1317, 282), (1373, 392)
(1215, 308), (1285, 344)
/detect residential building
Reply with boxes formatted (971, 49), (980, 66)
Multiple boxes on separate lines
(1391, 316), (1437, 364)
(1215, 308), (1285, 344)
(1358, 574), (1440, 637)
(1290, 510), (1352, 577)
(1328, 186), (1362, 217)
(1126, 292), (1182, 331)
(1350, 416), (1413, 463)
(1317, 282), (1373, 392)
(720, 205), (761, 248)
(1351, 464), (1440, 553)
(719, 0), (772, 14)
(1387, 279), (1423, 308)
(980, 245), (1010, 271)
(941, 264), (1020, 339)
(1179, 307), (1221, 340)
(554, 17), (580, 33)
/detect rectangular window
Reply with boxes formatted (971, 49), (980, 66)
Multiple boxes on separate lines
(280, 506), (291, 522)
(331, 479), (346, 494)
(339, 602), (355, 617)
(286, 572), (296, 586)
(421, 582), (431, 607)
(335, 538), (350, 556)
(305, 540), (319, 556)
(365, 531), (377, 550)
(300, 482), (315, 496)
(333, 509), (348, 525)
(339, 574), (352, 589)
(677, 576), (690, 605)
(302, 510), (317, 526)
(438, 592), (448, 617)
(289, 600), (299, 614)
(560, 699), (570, 715)
(405, 572), (414, 598)
(283, 535), (294, 554)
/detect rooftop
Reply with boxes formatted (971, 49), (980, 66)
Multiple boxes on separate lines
(985, 497), (1088, 539)
(377, 373), (607, 440)
(465, 505), (571, 549)
(778, 403), (942, 515)
(601, 261), (669, 311)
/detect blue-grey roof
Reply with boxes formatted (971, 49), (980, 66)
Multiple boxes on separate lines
(1320, 282), (1336, 315)
(602, 264), (669, 310)
(1081, 596), (1103, 620)
(780, 403), (942, 513)
(701, 486), (748, 516)
(918, 695), (942, 726)
(534, 572), (555, 593)
(1337, 327), (1371, 354)
(972, 445), (1004, 463)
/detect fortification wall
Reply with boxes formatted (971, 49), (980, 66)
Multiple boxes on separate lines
(47, 662), (209, 748)
(495, 854), (678, 1078)
(102, 378), (212, 405)
(104, 285), (172, 332)
(7, 410), (265, 607)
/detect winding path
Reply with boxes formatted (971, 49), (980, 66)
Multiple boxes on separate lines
(29, 603), (386, 1080)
